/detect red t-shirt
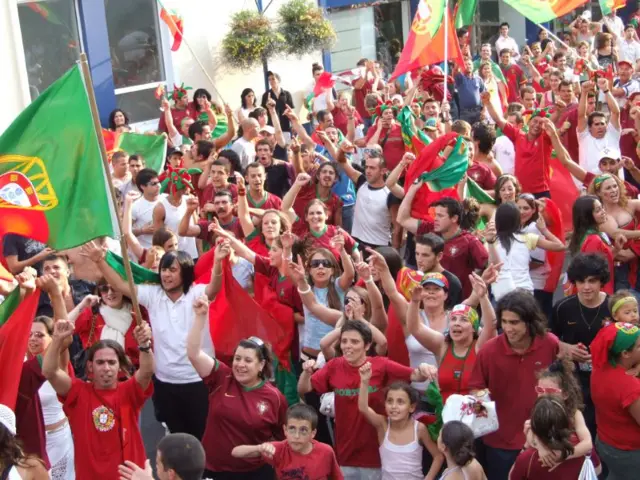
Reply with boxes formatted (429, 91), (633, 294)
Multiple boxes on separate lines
(61, 377), (152, 479)
(200, 183), (239, 208)
(365, 122), (405, 170)
(196, 216), (245, 242)
(581, 234), (614, 295)
(332, 105), (363, 136)
(246, 233), (270, 257)
(201, 361), (287, 472)
(247, 191), (283, 211)
(503, 123), (551, 194)
(301, 225), (358, 262)
(510, 448), (600, 479)
(354, 78), (384, 119)
(468, 333), (560, 450)
(621, 108), (640, 169)
(264, 440), (343, 479)
(157, 105), (196, 134)
(556, 104), (580, 166)
(415, 222), (488, 298)
(500, 64), (526, 103)
(254, 255), (304, 314)
(311, 356), (414, 468)
(467, 162), (497, 190)
(591, 363), (640, 450)
(292, 184), (343, 235)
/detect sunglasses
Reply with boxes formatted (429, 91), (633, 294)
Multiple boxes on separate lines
(535, 386), (562, 395)
(310, 259), (332, 269)
(98, 285), (115, 294)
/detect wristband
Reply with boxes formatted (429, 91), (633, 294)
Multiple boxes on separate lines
(297, 285), (311, 295)
(237, 188), (246, 196)
(139, 343), (151, 352)
(364, 277), (375, 284)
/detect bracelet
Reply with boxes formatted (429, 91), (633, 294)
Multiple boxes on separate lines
(138, 343), (151, 352)
(486, 239), (496, 244)
(602, 90), (610, 94)
(297, 285), (311, 295)
(364, 277), (375, 284)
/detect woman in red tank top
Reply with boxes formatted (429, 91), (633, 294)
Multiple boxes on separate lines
(406, 273), (497, 402)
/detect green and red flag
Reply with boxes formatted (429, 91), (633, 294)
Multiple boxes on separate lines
(25, 3), (63, 25)
(398, 106), (431, 156)
(502, 0), (589, 23)
(599, 0), (626, 16)
(0, 288), (40, 409)
(102, 130), (167, 173)
(160, 7), (184, 51)
(0, 65), (118, 250)
(454, 0), (477, 28)
(390, 0), (464, 81)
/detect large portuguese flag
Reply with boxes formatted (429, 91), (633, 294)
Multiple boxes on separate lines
(503, 0), (589, 23)
(0, 64), (118, 249)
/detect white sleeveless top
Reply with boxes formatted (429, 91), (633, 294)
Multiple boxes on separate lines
(6, 466), (21, 480)
(38, 381), (66, 426)
(160, 196), (198, 258)
(380, 419), (423, 480)
(405, 310), (447, 391)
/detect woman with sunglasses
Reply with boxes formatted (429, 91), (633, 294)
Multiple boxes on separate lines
(485, 202), (564, 301)
(187, 296), (286, 479)
(67, 279), (142, 368)
(406, 273), (496, 403)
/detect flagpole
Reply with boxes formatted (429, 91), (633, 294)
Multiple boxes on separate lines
(443, 0), (449, 102)
(155, 0), (226, 105)
(79, 53), (144, 327)
(537, 24), (578, 56)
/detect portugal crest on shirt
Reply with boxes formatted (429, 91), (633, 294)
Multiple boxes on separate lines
(92, 406), (116, 432)
(256, 401), (269, 416)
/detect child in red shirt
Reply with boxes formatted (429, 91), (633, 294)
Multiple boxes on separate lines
(233, 403), (343, 479)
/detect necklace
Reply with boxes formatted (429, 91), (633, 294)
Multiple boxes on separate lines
(578, 297), (603, 331)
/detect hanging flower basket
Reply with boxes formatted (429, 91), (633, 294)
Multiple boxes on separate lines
(277, 0), (336, 56)
(221, 10), (283, 70)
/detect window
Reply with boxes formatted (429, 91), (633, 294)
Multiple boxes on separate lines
(106, 0), (172, 126)
(17, 0), (82, 100)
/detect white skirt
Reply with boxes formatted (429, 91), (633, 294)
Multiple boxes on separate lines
(46, 423), (75, 480)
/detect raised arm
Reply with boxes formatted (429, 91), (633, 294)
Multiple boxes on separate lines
(285, 107), (315, 148)
(289, 257), (341, 326)
(471, 273), (497, 350)
(132, 321), (155, 389)
(334, 235), (355, 290)
(81, 241), (134, 297)
(123, 193), (146, 260)
(577, 81), (594, 133)
(598, 77), (620, 130)
(356, 262), (388, 332)
(187, 295), (216, 378)
(282, 173), (310, 218)
(161, 98), (180, 141)
(42, 320), (74, 396)
(207, 240), (230, 300)
(335, 142), (362, 184)
(177, 197), (202, 237)
(358, 362), (386, 432)
(368, 248), (409, 321)
(266, 98), (286, 149)
(397, 181), (422, 234)
(297, 359), (316, 396)
(386, 153), (414, 198)
(210, 221), (257, 264)
(533, 209), (566, 252)
(213, 105), (236, 149)
(481, 91), (507, 129)
(235, 179), (256, 237)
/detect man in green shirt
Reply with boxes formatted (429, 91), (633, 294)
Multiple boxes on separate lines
(474, 43), (506, 84)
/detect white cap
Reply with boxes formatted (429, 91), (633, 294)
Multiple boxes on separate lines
(0, 404), (16, 436)
(258, 125), (275, 135)
(598, 147), (621, 162)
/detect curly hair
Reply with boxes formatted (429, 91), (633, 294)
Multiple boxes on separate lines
(587, 174), (628, 208)
(537, 359), (584, 422)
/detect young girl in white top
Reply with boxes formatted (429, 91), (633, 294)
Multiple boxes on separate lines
(358, 364), (443, 480)
(486, 202), (564, 301)
(437, 421), (486, 480)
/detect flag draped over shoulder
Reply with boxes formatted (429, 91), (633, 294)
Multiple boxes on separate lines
(0, 65), (118, 250)
(102, 130), (167, 173)
(454, 0), (477, 28)
(391, 0), (464, 81)
(502, 0), (589, 23)
(0, 289), (40, 409)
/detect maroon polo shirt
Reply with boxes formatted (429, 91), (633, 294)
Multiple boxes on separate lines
(416, 222), (488, 297)
(468, 333), (560, 450)
(197, 216), (245, 242)
(467, 161), (497, 190)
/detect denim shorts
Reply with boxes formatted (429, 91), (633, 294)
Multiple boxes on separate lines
(340, 466), (382, 480)
(596, 437), (640, 480)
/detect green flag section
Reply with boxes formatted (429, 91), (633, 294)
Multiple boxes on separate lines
(465, 177), (494, 204)
(0, 288), (40, 410)
(398, 106), (431, 156)
(419, 136), (468, 192)
(454, 0), (477, 28)
(599, 0), (626, 16)
(212, 114), (229, 141)
(105, 250), (160, 285)
(0, 65), (118, 250)
(502, 0), (589, 23)
(117, 132), (167, 173)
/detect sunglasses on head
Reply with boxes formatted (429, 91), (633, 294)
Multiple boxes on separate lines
(98, 285), (115, 294)
(310, 259), (332, 269)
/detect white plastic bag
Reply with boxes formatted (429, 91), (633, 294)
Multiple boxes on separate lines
(442, 394), (499, 438)
(578, 456), (598, 480)
(319, 392), (335, 418)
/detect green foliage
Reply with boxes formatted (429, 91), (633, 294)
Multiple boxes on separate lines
(277, 0), (336, 56)
(221, 10), (284, 70)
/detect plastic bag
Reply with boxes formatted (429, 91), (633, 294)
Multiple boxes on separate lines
(442, 394), (499, 438)
(578, 456), (598, 480)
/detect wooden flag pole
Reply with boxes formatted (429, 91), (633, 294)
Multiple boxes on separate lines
(443, 0), (449, 102)
(79, 53), (144, 326)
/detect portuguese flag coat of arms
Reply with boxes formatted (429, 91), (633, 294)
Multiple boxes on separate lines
(0, 64), (118, 249)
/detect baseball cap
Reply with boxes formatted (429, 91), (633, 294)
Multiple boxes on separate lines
(167, 147), (184, 156)
(618, 60), (634, 69)
(598, 147), (621, 162)
(259, 125), (275, 135)
(420, 272), (449, 290)
(424, 118), (438, 131)
(0, 404), (16, 435)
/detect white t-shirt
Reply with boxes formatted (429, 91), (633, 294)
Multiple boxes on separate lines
(131, 195), (163, 251)
(493, 135), (515, 175)
(614, 78), (640, 109)
(618, 39), (640, 65)
(351, 179), (392, 246)
(578, 123), (621, 174)
(495, 36), (520, 62)
(159, 196), (198, 259)
(137, 283), (214, 384)
(524, 222), (550, 290)
(493, 233), (539, 299)
(231, 137), (256, 169)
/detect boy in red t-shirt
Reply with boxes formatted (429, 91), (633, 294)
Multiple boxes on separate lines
(233, 403), (343, 479)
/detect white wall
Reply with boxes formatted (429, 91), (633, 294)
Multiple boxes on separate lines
(163, 0), (323, 115)
(499, 2), (527, 47)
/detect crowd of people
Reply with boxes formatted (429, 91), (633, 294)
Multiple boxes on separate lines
(5, 6), (640, 480)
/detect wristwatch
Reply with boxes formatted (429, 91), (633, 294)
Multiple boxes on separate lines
(138, 342), (151, 352)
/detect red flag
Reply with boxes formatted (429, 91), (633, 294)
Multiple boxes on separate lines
(390, 2), (464, 81)
(313, 72), (336, 96)
(160, 8), (183, 52)
(206, 260), (294, 369)
(0, 288), (40, 410)
(548, 156), (578, 234)
(541, 198), (565, 293)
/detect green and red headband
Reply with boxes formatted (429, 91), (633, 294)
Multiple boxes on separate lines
(375, 100), (398, 118)
(168, 83), (192, 102)
(523, 107), (554, 119)
(158, 166), (202, 195)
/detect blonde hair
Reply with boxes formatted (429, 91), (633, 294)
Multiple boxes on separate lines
(587, 174), (628, 208)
